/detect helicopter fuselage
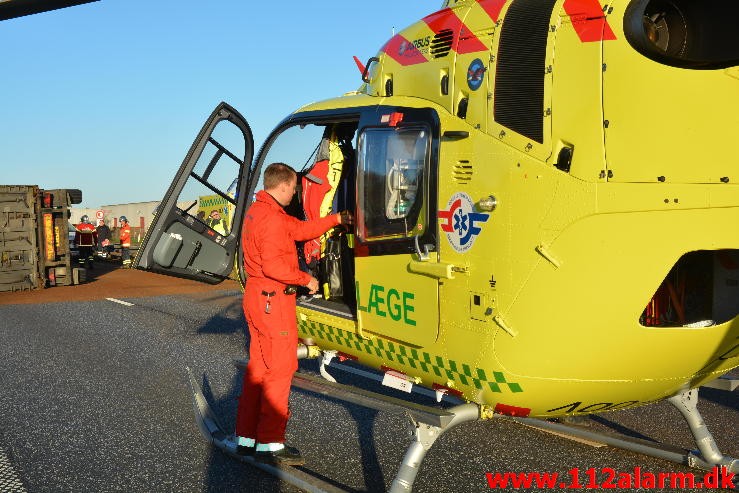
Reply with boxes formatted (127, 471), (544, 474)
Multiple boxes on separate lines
(270, 0), (739, 417)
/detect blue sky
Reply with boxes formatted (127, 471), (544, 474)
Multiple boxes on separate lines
(1, 0), (436, 208)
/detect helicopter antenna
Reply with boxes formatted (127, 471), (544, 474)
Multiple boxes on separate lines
(300, 141), (321, 172)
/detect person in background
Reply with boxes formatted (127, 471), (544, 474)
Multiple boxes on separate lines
(96, 219), (112, 258)
(207, 209), (227, 235)
(119, 216), (132, 268)
(233, 162), (353, 466)
(74, 215), (97, 269)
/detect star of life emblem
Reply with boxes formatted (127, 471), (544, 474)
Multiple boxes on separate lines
(438, 192), (489, 252)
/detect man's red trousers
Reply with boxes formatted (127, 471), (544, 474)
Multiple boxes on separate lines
(235, 277), (298, 444)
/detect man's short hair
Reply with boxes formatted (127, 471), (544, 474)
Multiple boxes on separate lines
(263, 162), (296, 190)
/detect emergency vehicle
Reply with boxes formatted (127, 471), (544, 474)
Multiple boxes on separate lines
(135, 0), (738, 489)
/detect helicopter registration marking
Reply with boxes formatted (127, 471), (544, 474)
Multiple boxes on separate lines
(356, 281), (416, 326)
(547, 400), (641, 414)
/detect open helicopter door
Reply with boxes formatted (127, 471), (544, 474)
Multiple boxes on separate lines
(134, 102), (254, 283)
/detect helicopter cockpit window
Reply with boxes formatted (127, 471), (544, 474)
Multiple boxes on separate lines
(256, 123), (327, 190)
(624, 0), (739, 70)
(174, 120), (245, 237)
(357, 127), (429, 240)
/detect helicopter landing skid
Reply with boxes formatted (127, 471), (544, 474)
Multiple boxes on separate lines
(192, 356), (736, 491)
(186, 367), (347, 493)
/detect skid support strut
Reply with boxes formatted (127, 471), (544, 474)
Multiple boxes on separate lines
(291, 372), (483, 493)
(390, 404), (480, 493)
(300, 344), (485, 491)
(515, 385), (738, 475)
(668, 388), (739, 473)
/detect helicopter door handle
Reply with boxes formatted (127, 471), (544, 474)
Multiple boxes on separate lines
(186, 240), (202, 268)
(414, 235), (434, 261)
(408, 259), (456, 279)
(411, 236), (457, 278)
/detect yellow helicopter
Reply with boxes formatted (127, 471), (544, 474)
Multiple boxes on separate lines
(134, 0), (738, 488)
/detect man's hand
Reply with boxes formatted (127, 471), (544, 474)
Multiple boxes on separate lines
(338, 210), (354, 227)
(306, 276), (319, 294)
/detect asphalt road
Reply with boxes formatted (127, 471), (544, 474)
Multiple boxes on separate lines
(0, 284), (736, 492)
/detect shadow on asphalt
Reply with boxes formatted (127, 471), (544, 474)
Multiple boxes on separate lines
(194, 328), (385, 492)
(197, 307), (244, 336)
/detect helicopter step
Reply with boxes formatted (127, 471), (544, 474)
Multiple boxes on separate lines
(188, 364), (483, 493)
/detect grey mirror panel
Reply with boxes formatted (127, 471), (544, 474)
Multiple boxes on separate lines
(152, 233), (183, 268)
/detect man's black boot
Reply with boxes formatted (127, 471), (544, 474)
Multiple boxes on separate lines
(236, 444), (255, 457)
(254, 445), (304, 466)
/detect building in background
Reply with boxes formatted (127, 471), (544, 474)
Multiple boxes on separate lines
(70, 200), (208, 247)
(71, 201), (158, 247)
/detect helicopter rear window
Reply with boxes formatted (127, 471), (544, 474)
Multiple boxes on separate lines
(357, 127), (428, 240)
(624, 0), (739, 70)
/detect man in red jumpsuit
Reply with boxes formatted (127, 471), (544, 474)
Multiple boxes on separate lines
(119, 216), (132, 268)
(234, 162), (352, 465)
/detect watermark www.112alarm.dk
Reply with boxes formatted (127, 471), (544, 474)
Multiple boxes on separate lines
(486, 466), (735, 490)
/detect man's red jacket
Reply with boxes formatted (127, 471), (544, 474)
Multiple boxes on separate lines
(241, 190), (339, 292)
(74, 223), (97, 247)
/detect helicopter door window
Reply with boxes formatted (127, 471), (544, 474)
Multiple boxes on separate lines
(357, 127), (429, 240)
(174, 121), (245, 237)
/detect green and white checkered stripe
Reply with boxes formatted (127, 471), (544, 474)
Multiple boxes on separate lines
(298, 318), (523, 393)
(198, 196), (229, 209)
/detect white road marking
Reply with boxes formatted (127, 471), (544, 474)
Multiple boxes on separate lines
(0, 446), (27, 492)
(105, 298), (134, 306)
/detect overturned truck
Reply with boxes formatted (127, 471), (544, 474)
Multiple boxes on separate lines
(0, 185), (83, 292)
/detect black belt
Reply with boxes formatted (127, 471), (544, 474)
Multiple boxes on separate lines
(261, 287), (297, 296)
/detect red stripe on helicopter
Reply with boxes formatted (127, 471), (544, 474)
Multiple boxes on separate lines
(423, 8), (488, 54)
(382, 34), (429, 66)
(494, 403), (531, 417)
(382, 4), (495, 65)
(563, 0), (617, 42)
(477, 0), (507, 22)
